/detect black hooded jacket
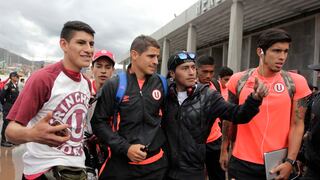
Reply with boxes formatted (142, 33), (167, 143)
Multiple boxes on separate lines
(162, 83), (262, 179)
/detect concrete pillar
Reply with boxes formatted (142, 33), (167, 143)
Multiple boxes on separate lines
(246, 36), (252, 69)
(209, 48), (213, 56)
(161, 38), (170, 76)
(222, 43), (228, 66)
(227, 0), (244, 72)
(187, 23), (197, 52)
(313, 14), (320, 86)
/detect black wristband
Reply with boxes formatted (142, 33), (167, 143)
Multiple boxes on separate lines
(284, 158), (295, 166)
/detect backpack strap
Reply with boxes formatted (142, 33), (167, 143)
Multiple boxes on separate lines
(156, 74), (168, 97)
(280, 70), (295, 100)
(116, 71), (127, 104)
(236, 68), (296, 100)
(236, 68), (255, 98)
(113, 71), (127, 131)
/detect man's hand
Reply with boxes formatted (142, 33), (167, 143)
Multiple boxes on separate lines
(29, 112), (70, 147)
(127, 144), (147, 162)
(219, 148), (229, 171)
(270, 162), (292, 180)
(252, 77), (269, 100)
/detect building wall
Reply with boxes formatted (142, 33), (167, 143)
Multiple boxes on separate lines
(283, 18), (315, 82)
(247, 17), (316, 82)
(212, 46), (223, 77)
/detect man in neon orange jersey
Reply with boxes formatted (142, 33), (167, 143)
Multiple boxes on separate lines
(222, 28), (311, 179)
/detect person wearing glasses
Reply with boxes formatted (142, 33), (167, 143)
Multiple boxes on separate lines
(162, 51), (268, 180)
(91, 35), (168, 179)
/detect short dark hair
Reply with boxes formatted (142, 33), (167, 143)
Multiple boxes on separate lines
(9, 71), (19, 78)
(257, 28), (291, 53)
(196, 55), (215, 68)
(219, 66), (233, 78)
(60, 21), (95, 42)
(130, 35), (160, 54)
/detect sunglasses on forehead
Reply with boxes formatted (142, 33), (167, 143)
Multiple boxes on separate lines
(175, 51), (196, 60)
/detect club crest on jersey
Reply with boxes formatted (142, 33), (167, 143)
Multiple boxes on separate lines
(52, 92), (90, 156)
(274, 82), (285, 93)
(152, 89), (161, 100)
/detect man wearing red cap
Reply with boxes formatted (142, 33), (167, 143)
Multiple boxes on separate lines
(91, 50), (115, 95)
(85, 49), (116, 178)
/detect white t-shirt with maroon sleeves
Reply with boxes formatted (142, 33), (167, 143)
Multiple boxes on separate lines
(7, 61), (91, 175)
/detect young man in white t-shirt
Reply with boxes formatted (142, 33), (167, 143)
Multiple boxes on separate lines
(5, 20), (95, 180)
(85, 49), (115, 175)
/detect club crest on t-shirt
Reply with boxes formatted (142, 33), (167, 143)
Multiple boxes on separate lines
(52, 91), (90, 156)
(273, 82), (285, 93)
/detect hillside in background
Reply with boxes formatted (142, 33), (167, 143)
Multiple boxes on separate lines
(0, 48), (44, 66)
(0, 48), (44, 75)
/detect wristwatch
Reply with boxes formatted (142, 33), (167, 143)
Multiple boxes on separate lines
(284, 158), (296, 166)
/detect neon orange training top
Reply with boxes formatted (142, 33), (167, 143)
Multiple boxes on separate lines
(219, 80), (229, 101)
(227, 69), (311, 164)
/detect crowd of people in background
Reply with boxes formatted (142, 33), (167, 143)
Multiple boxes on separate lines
(0, 20), (319, 180)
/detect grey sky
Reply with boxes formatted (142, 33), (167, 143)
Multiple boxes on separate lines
(0, 0), (197, 62)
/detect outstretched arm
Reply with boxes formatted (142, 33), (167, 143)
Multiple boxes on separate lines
(219, 78), (268, 124)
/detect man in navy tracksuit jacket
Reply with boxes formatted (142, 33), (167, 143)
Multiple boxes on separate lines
(91, 35), (168, 180)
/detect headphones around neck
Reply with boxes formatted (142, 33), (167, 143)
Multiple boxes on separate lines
(187, 86), (196, 97)
(169, 85), (196, 98)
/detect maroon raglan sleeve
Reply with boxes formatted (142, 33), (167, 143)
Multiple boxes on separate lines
(7, 68), (56, 126)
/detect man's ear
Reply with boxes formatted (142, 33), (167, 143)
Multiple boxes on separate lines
(130, 50), (139, 62)
(60, 38), (68, 52)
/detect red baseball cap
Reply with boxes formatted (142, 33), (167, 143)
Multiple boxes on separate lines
(93, 50), (115, 66)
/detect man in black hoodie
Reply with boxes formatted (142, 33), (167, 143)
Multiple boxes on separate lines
(162, 51), (268, 180)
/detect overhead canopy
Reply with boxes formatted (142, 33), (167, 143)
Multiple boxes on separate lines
(117, 0), (320, 63)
